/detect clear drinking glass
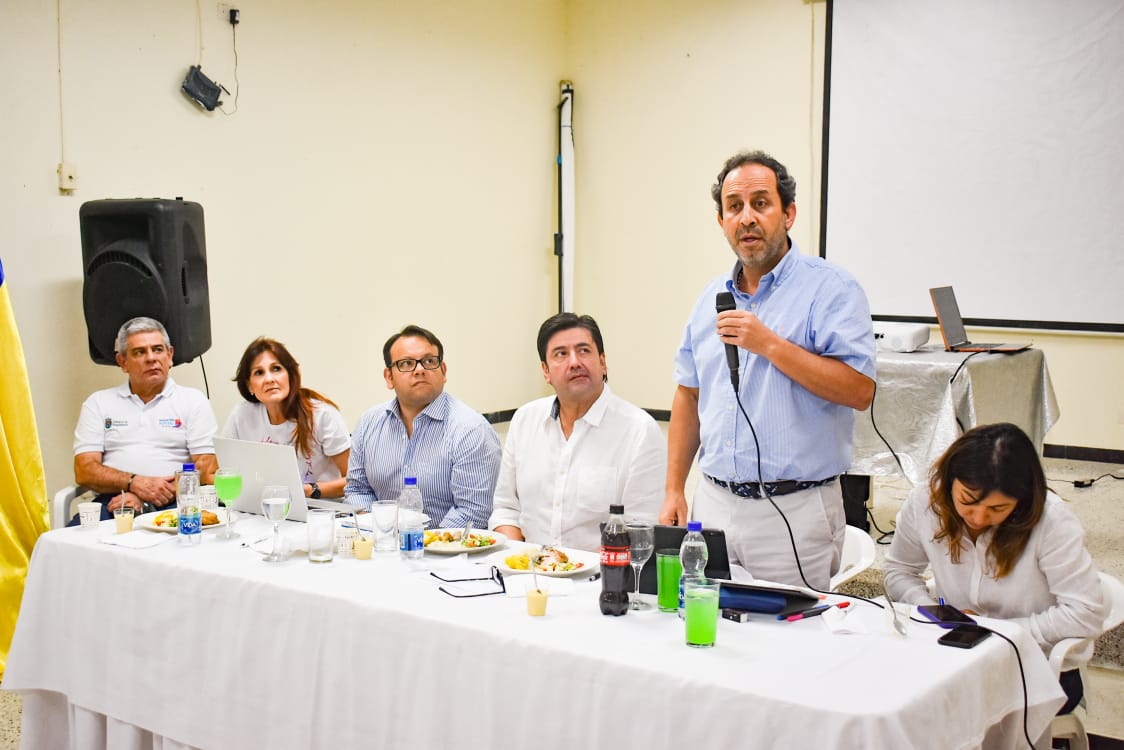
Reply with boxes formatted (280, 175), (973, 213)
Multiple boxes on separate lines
(214, 467), (242, 540)
(370, 499), (399, 553)
(626, 522), (654, 611)
(260, 485), (291, 562)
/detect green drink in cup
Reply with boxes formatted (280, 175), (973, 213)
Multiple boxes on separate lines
(214, 468), (242, 540)
(656, 549), (683, 612)
(684, 579), (720, 648)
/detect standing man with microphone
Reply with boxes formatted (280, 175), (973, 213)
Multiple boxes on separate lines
(658, 151), (876, 589)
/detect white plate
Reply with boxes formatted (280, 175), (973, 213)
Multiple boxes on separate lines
(496, 544), (600, 578)
(135, 509), (227, 534)
(424, 529), (505, 555)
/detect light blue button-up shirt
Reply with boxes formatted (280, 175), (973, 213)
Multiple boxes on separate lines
(345, 391), (501, 528)
(674, 244), (876, 483)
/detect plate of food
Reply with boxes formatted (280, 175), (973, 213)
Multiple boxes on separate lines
(423, 528), (504, 554)
(497, 545), (599, 578)
(136, 509), (225, 533)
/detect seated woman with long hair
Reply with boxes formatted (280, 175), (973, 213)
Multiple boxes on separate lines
(222, 337), (350, 499)
(884, 422), (1106, 714)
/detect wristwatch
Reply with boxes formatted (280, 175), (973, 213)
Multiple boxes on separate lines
(309, 482), (321, 499)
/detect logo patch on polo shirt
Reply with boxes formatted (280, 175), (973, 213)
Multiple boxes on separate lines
(105, 418), (128, 429)
(158, 418), (184, 429)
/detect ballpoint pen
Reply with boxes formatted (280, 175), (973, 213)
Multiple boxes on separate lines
(781, 601), (851, 622)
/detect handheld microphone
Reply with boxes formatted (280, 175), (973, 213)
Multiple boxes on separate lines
(715, 292), (739, 391)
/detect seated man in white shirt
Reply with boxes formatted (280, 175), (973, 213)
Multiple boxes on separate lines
(490, 313), (667, 552)
(70, 317), (217, 524)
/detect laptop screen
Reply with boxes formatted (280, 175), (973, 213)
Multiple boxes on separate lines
(214, 437), (311, 522)
(929, 286), (969, 348)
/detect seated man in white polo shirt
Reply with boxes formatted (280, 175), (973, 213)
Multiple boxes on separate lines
(490, 313), (666, 552)
(69, 317), (217, 524)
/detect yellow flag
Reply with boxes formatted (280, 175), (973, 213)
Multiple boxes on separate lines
(0, 257), (49, 677)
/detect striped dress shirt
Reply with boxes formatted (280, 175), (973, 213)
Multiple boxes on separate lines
(345, 391), (501, 528)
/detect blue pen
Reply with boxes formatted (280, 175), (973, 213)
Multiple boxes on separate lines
(939, 597), (946, 607)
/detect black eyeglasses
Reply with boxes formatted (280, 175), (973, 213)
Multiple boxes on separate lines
(432, 566), (506, 598)
(391, 356), (443, 373)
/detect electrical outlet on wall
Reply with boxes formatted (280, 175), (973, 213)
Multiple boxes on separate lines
(57, 162), (77, 191)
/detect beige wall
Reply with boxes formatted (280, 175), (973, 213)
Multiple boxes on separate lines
(2, 0), (1120, 495)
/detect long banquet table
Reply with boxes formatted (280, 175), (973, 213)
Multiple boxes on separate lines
(4, 518), (1064, 749)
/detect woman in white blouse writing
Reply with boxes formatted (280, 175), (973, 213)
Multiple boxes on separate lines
(222, 338), (350, 499)
(884, 422), (1105, 715)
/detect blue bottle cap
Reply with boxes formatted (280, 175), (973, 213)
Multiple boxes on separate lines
(183, 463), (195, 472)
(687, 521), (702, 532)
(403, 476), (418, 486)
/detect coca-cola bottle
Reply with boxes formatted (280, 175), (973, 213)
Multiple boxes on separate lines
(599, 504), (631, 616)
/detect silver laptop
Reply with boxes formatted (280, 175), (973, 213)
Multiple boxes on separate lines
(214, 437), (357, 522)
(929, 286), (1031, 353)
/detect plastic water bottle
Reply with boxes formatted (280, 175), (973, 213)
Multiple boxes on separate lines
(678, 520), (707, 618)
(176, 462), (202, 545)
(398, 476), (424, 559)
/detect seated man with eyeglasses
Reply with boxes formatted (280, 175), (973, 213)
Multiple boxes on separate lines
(345, 324), (501, 529)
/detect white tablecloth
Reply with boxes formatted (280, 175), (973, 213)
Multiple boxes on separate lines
(4, 519), (1065, 749)
(852, 347), (1059, 484)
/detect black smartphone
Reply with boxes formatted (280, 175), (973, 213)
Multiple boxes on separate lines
(938, 624), (991, 649)
(916, 604), (976, 629)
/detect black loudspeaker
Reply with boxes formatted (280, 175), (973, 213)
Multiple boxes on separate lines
(79, 198), (211, 366)
(840, 473), (871, 532)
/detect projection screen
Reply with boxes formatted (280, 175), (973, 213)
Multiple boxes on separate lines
(821, 0), (1124, 332)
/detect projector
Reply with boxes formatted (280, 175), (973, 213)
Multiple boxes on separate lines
(873, 322), (930, 353)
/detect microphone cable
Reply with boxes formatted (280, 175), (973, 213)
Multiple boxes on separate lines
(732, 389), (885, 610)
(908, 616), (1034, 749)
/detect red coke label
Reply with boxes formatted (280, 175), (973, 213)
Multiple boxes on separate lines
(600, 545), (631, 567)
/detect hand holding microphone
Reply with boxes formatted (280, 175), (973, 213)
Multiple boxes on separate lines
(716, 292), (740, 391)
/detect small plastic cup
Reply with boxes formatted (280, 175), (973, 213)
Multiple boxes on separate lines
(527, 588), (549, 616)
(114, 507), (135, 534)
(78, 501), (102, 529)
(353, 536), (373, 560)
(199, 486), (219, 511)
(335, 526), (358, 558)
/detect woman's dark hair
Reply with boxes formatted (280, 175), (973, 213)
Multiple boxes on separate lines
(928, 422), (1046, 578)
(232, 337), (338, 459)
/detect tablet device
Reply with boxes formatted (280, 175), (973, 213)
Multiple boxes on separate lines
(635, 525), (731, 594)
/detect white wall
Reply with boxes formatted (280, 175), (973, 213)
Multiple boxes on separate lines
(2, 0), (1120, 496)
(2, 0), (566, 493)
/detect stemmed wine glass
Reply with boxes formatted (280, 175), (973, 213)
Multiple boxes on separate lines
(214, 467), (242, 540)
(626, 522), (654, 610)
(260, 485), (291, 562)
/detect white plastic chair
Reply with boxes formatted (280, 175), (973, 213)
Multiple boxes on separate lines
(830, 525), (877, 591)
(52, 485), (89, 529)
(1049, 572), (1124, 750)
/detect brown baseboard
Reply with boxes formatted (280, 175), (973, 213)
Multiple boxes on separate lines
(1044, 444), (1124, 464)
